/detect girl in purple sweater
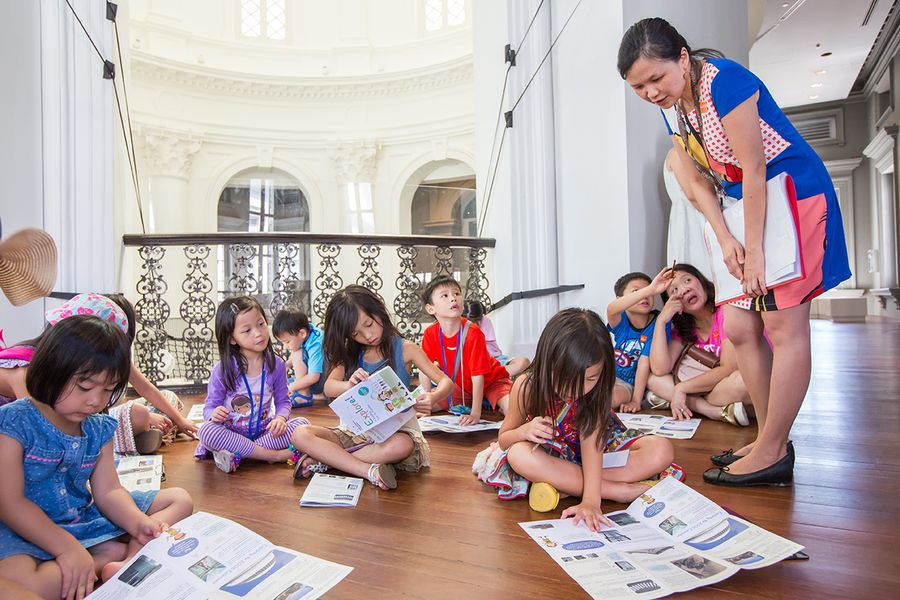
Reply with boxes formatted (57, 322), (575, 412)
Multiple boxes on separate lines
(195, 296), (308, 473)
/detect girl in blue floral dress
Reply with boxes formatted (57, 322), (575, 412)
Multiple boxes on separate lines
(0, 316), (193, 600)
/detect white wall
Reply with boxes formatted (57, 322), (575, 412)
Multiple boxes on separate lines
(621, 0), (749, 281)
(472, 0), (750, 356)
(0, 0), (45, 344)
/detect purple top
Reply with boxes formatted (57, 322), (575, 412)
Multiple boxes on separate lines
(195, 356), (290, 457)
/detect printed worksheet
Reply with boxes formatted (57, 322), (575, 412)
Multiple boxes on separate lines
(300, 474), (363, 507)
(87, 512), (352, 600)
(519, 478), (803, 599)
(616, 413), (702, 439)
(418, 414), (503, 433)
(114, 455), (164, 492)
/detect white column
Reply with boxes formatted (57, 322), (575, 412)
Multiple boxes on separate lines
(505, 0), (561, 356)
(138, 127), (203, 233)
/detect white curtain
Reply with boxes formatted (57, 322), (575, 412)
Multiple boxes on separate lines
(40, 0), (115, 294)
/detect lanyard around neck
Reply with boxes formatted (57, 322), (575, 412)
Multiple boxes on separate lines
(440, 328), (463, 407)
(241, 365), (266, 439)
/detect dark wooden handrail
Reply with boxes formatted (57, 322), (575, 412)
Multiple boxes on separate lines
(490, 284), (585, 312)
(123, 232), (496, 248)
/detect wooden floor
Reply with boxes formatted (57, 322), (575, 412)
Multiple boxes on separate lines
(156, 320), (900, 599)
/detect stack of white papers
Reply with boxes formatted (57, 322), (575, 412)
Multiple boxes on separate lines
(418, 415), (503, 433)
(115, 455), (164, 492)
(616, 413), (701, 439)
(703, 172), (803, 305)
(300, 474), (363, 507)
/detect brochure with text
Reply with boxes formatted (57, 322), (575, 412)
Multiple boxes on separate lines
(114, 455), (164, 492)
(329, 366), (416, 443)
(300, 474), (363, 507)
(520, 477), (803, 600)
(87, 512), (351, 600)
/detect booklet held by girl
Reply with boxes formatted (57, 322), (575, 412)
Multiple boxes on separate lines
(328, 366), (417, 443)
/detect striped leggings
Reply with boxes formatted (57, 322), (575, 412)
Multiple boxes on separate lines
(198, 417), (309, 456)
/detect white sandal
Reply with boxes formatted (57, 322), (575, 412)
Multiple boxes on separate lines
(367, 463), (397, 490)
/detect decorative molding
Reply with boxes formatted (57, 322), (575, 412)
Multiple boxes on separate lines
(257, 145), (274, 169)
(328, 142), (380, 183)
(138, 127), (203, 178)
(131, 53), (474, 102)
(862, 126), (897, 174)
(823, 157), (863, 178)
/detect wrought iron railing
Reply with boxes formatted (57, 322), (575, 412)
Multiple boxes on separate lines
(121, 232), (495, 386)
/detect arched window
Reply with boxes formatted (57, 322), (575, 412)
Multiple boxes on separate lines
(241, 0), (287, 40)
(408, 160), (476, 302)
(424, 0), (467, 32)
(217, 168), (310, 312)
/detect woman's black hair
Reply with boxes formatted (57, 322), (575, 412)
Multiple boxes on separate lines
(617, 17), (723, 79)
(323, 285), (400, 378)
(462, 299), (485, 324)
(214, 296), (277, 392)
(26, 315), (132, 408)
(520, 308), (615, 451)
(661, 263), (717, 346)
(105, 293), (137, 343)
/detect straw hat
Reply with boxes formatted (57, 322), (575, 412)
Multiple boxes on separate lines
(0, 228), (57, 306)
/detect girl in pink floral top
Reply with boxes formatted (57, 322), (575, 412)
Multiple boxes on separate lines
(498, 309), (682, 529)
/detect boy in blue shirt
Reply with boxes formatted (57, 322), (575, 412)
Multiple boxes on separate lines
(606, 269), (672, 412)
(273, 309), (325, 407)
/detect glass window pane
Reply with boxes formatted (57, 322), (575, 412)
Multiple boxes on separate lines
(361, 211), (375, 233)
(447, 0), (465, 26)
(345, 183), (358, 211)
(241, 0), (261, 37)
(358, 183), (373, 210)
(266, 0), (286, 40)
(425, 0), (442, 31)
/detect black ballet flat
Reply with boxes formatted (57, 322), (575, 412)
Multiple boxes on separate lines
(710, 449), (742, 467)
(703, 449), (794, 487)
(710, 440), (793, 468)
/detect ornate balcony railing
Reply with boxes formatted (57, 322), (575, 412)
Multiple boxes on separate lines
(122, 232), (495, 387)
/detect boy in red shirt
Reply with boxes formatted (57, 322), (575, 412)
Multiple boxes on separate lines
(420, 276), (512, 425)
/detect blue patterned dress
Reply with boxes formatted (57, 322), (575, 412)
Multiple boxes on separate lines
(0, 399), (157, 560)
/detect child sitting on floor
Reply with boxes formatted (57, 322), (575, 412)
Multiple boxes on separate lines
(290, 285), (452, 489)
(462, 300), (531, 378)
(0, 293), (196, 455)
(195, 296), (309, 473)
(0, 316), (193, 599)
(499, 308), (683, 529)
(606, 269), (671, 413)
(420, 276), (513, 426)
(273, 308), (325, 407)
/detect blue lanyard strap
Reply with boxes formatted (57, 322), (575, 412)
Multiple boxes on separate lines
(241, 366), (266, 439)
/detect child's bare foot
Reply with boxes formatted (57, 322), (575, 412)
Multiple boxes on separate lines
(101, 559), (127, 582)
(266, 448), (295, 464)
(292, 454), (329, 479)
(605, 481), (654, 503)
(89, 540), (128, 575)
